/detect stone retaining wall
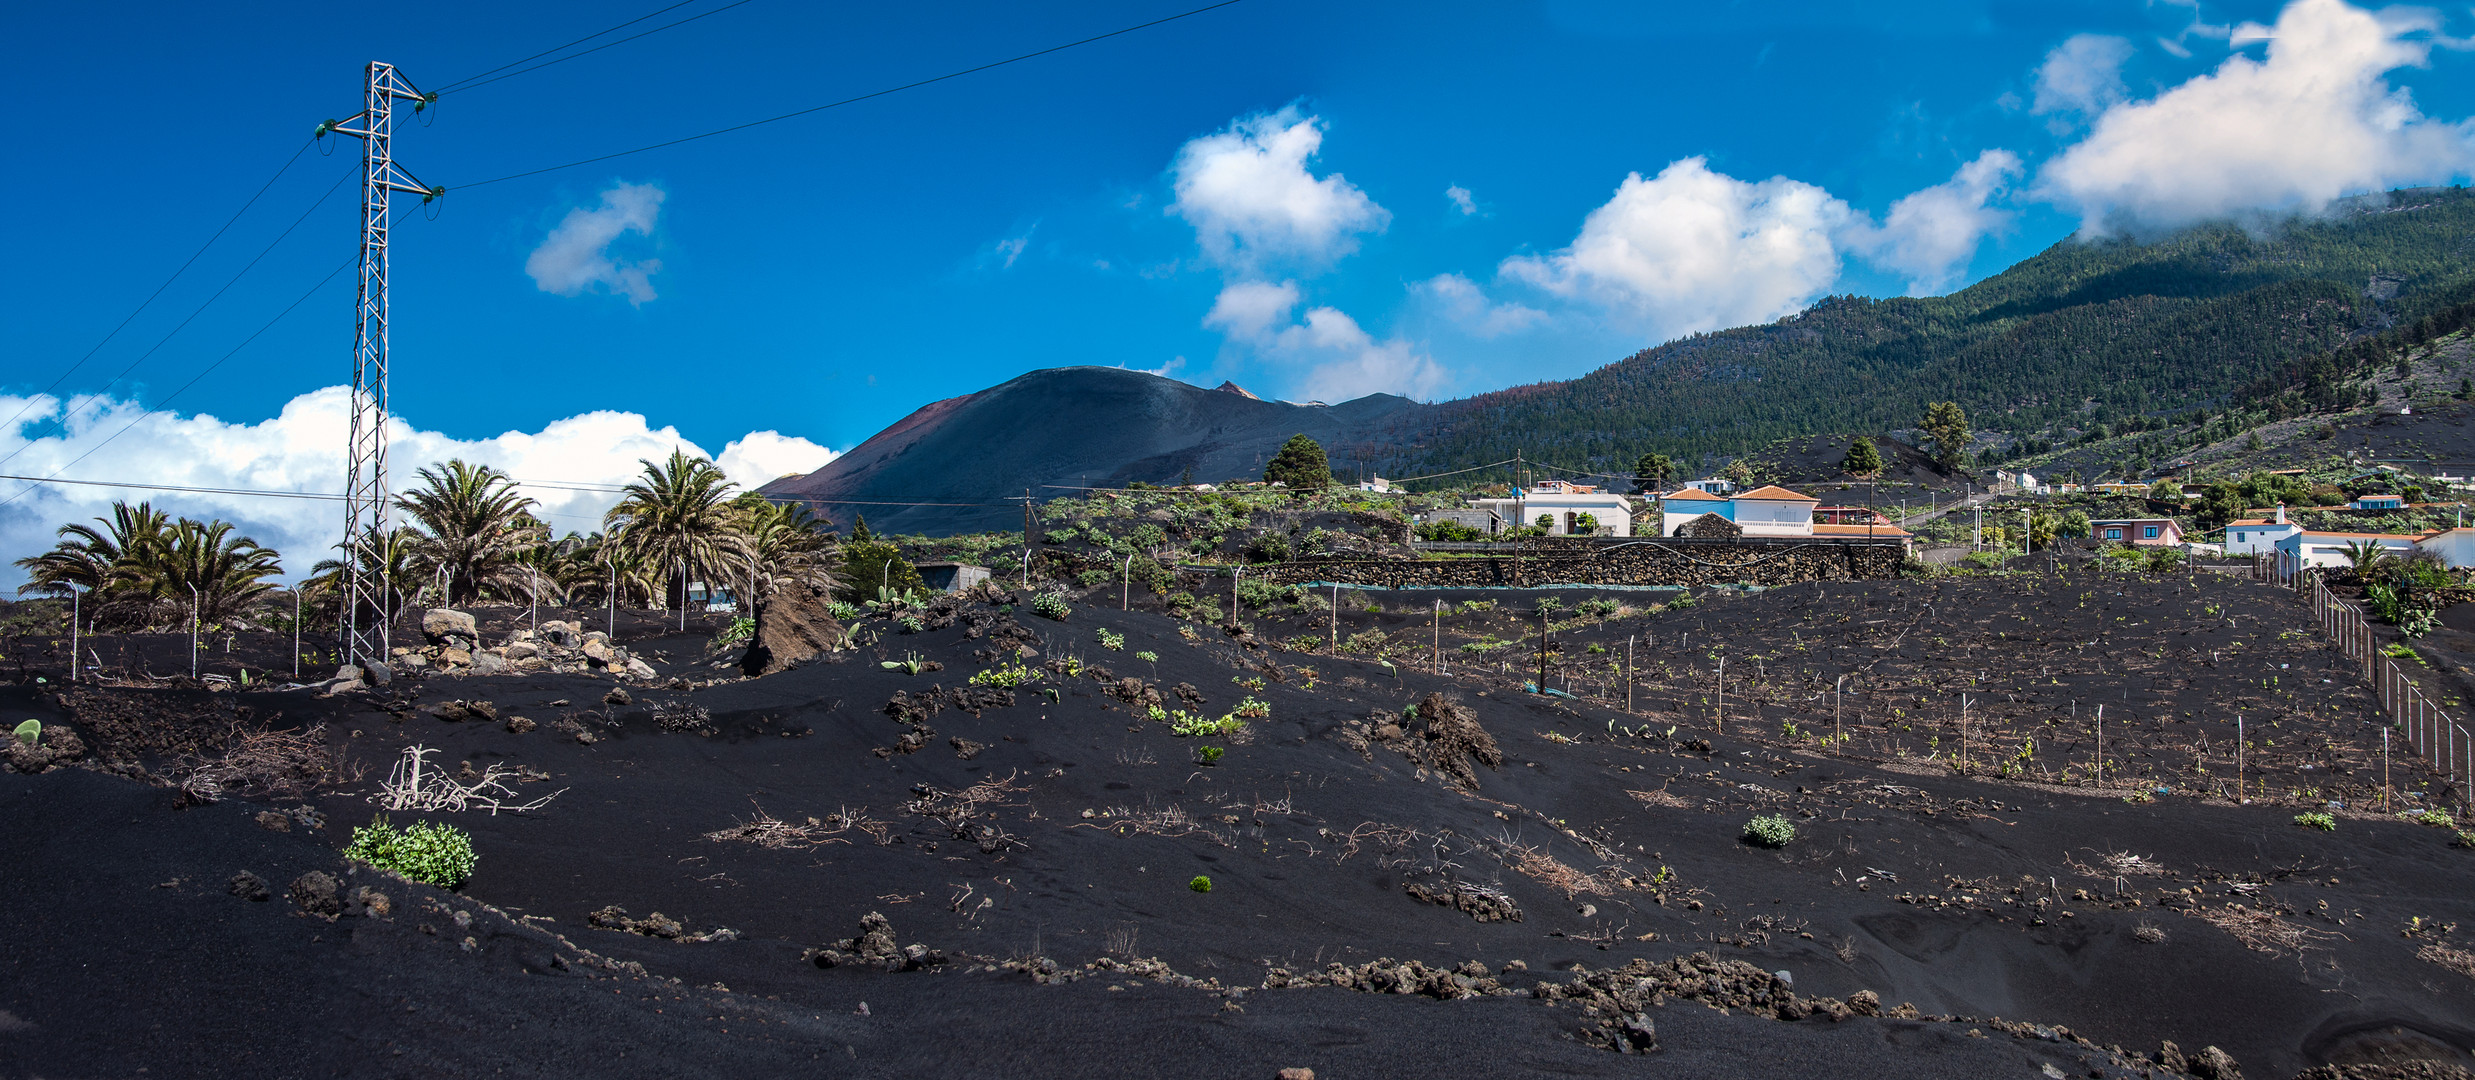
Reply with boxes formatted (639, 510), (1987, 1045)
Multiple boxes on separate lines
(1215, 538), (1903, 590)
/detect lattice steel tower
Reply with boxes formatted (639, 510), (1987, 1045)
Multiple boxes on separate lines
(317, 62), (438, 670)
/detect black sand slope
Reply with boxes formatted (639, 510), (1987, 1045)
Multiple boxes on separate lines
(5, 570), (2475, 1079)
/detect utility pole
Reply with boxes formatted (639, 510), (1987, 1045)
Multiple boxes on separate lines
(1536, 603), (1550, 694)
(317, 63), (439, 673)
(1021, 488), (1033, 589)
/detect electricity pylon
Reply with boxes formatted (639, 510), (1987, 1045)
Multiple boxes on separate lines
(317, 62), (439, 671)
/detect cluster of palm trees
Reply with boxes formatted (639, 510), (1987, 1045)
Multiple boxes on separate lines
(12, 502), (285, 629)
(15, 449), (839, 631)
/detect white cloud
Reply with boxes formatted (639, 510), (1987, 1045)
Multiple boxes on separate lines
(1202, 280), (1301, 339)
(0, 387), (835, 588)
(525, 182), (666, 304)
(1167, 107), (1390, 272)
(1445, 184), (1478, 215)
(1415, 273), (1546, 337)
(1499, 157), (1854, 336)
(2031, 34), (2135, 117)
(1847, 150), (2024, 295)
(2040, 0), (2475, 232)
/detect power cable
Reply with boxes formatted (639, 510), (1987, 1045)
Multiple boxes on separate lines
(451, 0), (1247, 191)
(0, 474), (343, 502)
(437, 0), (762, 96)
(0, 137), (318, 447)
(431, 0), (708, 92)
(0, 239), (366, 510)
(0, 166), (354, 474)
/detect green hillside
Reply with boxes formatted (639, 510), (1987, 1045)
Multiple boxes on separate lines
(1392, 186), (2475, 478)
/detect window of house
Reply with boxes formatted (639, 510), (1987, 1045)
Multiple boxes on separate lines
(2105, 528), (2123, 540)
(2143, 526), (2159, 539)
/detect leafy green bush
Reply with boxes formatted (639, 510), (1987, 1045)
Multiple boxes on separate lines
(1245, 532), (1291, 563)
(1577, 598), (1620, 619)
(1029, 592), (1070, 621)
(1134, 650), (1158, 664)
(1962, 550), (2006, 570)
(2294, 812), (2337, 831)
(1415, 519), (1484, 542)
(1194, 745), (1224, 766)
(1188, 875), (1213, 893)
(827, 600), (862, 622)
(1741, 814), (1796, 848)
(2408, 809), (2455, 828)
(345, 816), (477, 887)
(1096, 628), (1125, 651)
(969, 664), (1037, 688)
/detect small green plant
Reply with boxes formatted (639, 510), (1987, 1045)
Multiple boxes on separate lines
(896, 616), (926, 634)
(2294, 811), (2337, 832)
(827, 600), (862, 622)
(2408, 809), (2455, 828)
(1195, 745), (1224, 765)
(714, 615), (756, 650)
(2452, 829), (2475, 849)
(1230, 696), (1270, 719)
(11, 719), (38, 746)
(881, 652), (927, 676)
(1096, 628), (1126, 651)
(344, 816), (477, 888)
(1030, 592), (1071, 621)
(1741, 814), (1796, 848)
(1188, 875), (1213, 893)
(1134, 650), (1158, 664)
(969, 663), (1037, 688)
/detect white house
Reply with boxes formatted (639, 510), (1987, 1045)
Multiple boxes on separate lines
(1656, 485), (1824, 537)
(2416, 528), (2475, 568)
(1355, 476), (1394, 493)
(2224, 506), (2302, 555)
(1468, 479), (1633, 536)
(2271, 530), (2420, 569)
(1676, 477), (1736, 496)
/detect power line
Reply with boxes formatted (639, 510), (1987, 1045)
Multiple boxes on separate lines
(451, 0), (1248, 191)
(432, 0), (708, 92)
(0, 137), (319, 448)
(0, 474), (343, 502)
(0, 165), (354, 475)
(437, 0), (762, 96)
(0, 244), (364, 510)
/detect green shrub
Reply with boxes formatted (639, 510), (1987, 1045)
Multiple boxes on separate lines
(1075, 569), (1112, 587)
(1415, 519), (1484, 542)
(713, 616), (755, 650)
(2408, 809), (2455, 828)
(1741, 814), (1796, 848)
(827, 600), (862, 622)
(2453, 829), (2475, 849)
(1188, 875), (1212, 893)
(1096, 628), (1126, 651)
(1030, 592), (1070, 621)
(1194, 745), (1224, 766)
(344, 816), (477, 888)
(969, 664), (1037, 688)
(1134, 650), (1158, 664)
(2294, 812), (2337, 831)
(1245, 532), (1291, 563)
(12, 719), (39, 746)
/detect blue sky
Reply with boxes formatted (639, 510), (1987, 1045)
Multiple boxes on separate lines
(3, 0), (2474, 572)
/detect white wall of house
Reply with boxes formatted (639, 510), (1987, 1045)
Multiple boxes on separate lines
(1730, 496), (1817, 537)
(2417, 528), (2475, 568)
(1521, 494), (1633, 536)
(2273, 531), (2416, 568)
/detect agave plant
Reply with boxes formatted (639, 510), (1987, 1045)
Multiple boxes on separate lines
(393, 460), (545, 607)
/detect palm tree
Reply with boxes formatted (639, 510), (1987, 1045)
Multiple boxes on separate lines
(740, 495), (841, 601)
(306, 526), (428, 630)
(393, 460), (543, 607)
(156, 519), (285, 625)
(13, 501), (173, 600)
(604, 450), (752, 614)
(2341, 539), (2394, 578)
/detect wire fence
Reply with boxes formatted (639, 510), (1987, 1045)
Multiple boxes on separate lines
(2256, 550), (2474, 813)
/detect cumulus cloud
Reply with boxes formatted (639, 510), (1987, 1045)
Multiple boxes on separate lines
(1202, 280), (1302, 339)
(1847, 150), (2025, 295)
(1415, 273), (1546, 337)
(525, 182), (666, 304)
(2040, 0), (2475, 232)
(0, 387), (835, 588)
(2031, 34), (2135, 117)
(1445, 184), (1478, 215)
(1499, 157), (1854, 336)
(1167, 107), (1390, 272)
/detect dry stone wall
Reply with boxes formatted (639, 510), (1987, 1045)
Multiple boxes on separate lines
(1229, 538), (1903, 590)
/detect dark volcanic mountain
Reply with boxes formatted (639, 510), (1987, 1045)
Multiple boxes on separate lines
(761, 366), (1433, 534)
(769, 188), (2475, 536)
